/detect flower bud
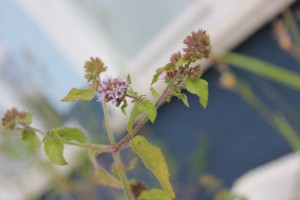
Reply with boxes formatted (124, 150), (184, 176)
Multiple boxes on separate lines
(2, 108), (32, 130)
(84, 57), (107, 89)
(183, 29), (211, 59)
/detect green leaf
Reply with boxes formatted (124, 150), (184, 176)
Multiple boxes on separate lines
(127, 157), (139, 172)
(127, 100), (157, 134)
(142, 100), (157, 123)
(172, 87), (189, 107)
(95, 165), (123, 189)
(150, 87), (160, 98)
(121, 100), (128, 115)
(44, 136), (67, 165)
(127, 74), (132, 84)
(50, 127), (87, 143)
(60, 88), (95, 102)
(138, 189), (173, 200)
(175, 57), (189, 67)
(175, 93), (189, 107)
(127, 102), (145, 134)
(185, 77), (208, 108)
(272, 114), (300, 151)
(22, 130), (41, 151)
(127, 88), (139, 98)
(130, 136), (175, 198)
(222, 53), (300, 90)
(151, 63), (173, 85)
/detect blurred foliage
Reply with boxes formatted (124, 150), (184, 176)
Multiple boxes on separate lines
(200, 174), (246, 200)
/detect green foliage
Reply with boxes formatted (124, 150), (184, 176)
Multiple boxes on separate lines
(223, 53), (300, 90)
(130, 136), (175, 198)
(95, 165), (123, 189)
(127, 100), (157, 134)
(151, 63), (173, 85)
(127, 74), (132, 84)
(111, 157), (139, 178)
(138, 189), (172, 200)
(49, 127), (87, 143)
(272, 114), (300, 151)
(175, 57), (188, 67)
(150, 87), (160, 98)
(127, 157), (139, 172)
(22, 130), (41, 151)
(171, 87), (189, 107)
(121, 100), (128, 115)
(127, 88), (139, 98)
(185, 77), (208, 108)
(60, 88), (95, 102)
(44, 135), (67, 165)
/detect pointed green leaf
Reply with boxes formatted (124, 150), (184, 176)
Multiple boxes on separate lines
(138, 189), (173, 200)
(151, 67), (165, 85)
(185, 77), (208, 108)
(50, 127), (87, 143)
(130, 136), (175, 198)
(150, 87), (160, 98)
(127, 100), (157, 133)
(60, 88), (95, 102)
(175, 57), (189, 67)
(172, 87), (189, 107)
(44, 136), (67, 165)
(95, 165), (123, 189)
(127, 74), (132, 84)
(151, 63), (173, 85)
(121, 100), (128, 116)
(174, 93), (189, 107)
(127, 157), (139, 172)
(223, 53), (300, 90)
(127, 102), (145, 134)
(142, 100), (157, 123)
(22, 130), (41, 151)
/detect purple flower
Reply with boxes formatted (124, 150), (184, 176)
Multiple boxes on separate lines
(97, 76), (130, 106)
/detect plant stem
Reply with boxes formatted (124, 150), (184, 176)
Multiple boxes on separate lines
(62, 140), (111, 150)
(115, 73), (181, 150)
(102, 102), (116, 145)
(112, 152), (135, 200)
(26, 126), (111, 151)
(24, 126), (47, 137)
(102, 102), (134, 200)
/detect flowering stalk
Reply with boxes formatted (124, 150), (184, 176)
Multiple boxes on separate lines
(102, 102), (134, 200)
(1, 29), (212, 200)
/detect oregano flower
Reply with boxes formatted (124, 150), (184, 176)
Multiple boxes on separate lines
(1, 108), (32, 130)
(183, 29), (211, 59)
(97, 76), (130, 106)
(84, 57), (107, 89)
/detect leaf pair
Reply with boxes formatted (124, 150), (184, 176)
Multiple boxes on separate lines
(127, 100), (157, 134)
(44, 127), (87, 165)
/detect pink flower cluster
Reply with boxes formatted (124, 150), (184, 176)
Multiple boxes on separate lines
(97, 76), (130, 106)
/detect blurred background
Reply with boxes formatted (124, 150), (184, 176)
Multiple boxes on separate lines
(1, 0), (300, 199)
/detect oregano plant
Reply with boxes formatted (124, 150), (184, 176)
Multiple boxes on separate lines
(1, 29), (211, 200)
